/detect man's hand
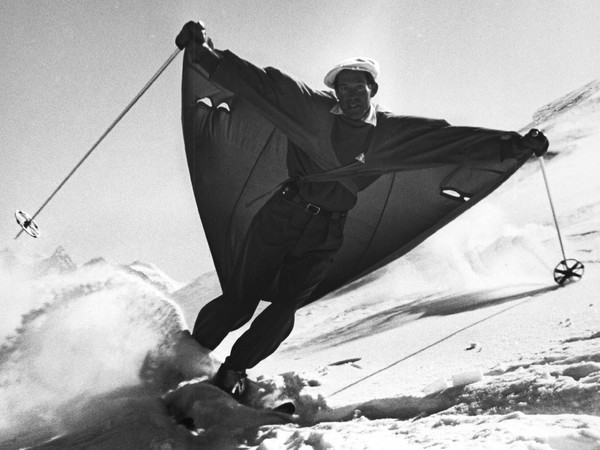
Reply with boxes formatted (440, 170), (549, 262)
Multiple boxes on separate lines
(521, 129), (549, 157)
(176, 21), (208, 50)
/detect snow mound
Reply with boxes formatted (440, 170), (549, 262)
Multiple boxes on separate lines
(249, 334), (600, 449)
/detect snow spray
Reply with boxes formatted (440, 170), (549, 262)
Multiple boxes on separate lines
(0, 253), (193, 439)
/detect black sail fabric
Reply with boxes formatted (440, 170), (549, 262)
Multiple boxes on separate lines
(181, 47), (528, 303)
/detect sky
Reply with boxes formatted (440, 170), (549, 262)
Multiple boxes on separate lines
(1, 0), (600, 283)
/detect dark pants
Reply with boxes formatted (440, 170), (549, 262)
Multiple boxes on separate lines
(192, 189), (346, 370)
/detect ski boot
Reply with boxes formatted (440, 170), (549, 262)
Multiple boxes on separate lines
(210, 362), (247, 400)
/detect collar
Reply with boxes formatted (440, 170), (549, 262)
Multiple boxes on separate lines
(330, 103), (378, 126)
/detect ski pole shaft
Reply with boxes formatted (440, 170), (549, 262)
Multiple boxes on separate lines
(15, 47), (182, 240)
(537, 156), (567, 261)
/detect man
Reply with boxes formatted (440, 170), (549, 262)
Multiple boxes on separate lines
(175, 21), (549, 399)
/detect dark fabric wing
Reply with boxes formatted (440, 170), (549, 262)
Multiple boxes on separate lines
(181, 52), (288, 289)
(181, 50), (526, 302)
(309, 162), (522, 300)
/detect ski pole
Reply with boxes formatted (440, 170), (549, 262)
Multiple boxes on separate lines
(15, 47), (182, 240)
(531, 131), (584, 285)
(536, 155), (567, 261)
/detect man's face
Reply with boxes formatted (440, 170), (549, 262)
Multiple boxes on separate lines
(334, 70), (375, 120)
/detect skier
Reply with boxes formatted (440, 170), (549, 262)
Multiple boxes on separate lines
(175, 21), (549, 399)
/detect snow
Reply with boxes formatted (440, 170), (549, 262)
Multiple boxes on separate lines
(125, 260), (186, 294)
(1, 84), (599, 449)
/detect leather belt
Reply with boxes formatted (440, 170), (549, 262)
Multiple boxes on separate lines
(278, 184), (347, 220)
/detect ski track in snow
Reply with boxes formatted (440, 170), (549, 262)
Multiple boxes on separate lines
(1, 88), (600, 449)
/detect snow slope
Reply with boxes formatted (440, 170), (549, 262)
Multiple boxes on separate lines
(0, 83), (599, 449)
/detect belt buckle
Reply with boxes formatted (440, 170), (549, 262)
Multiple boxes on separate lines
(305, 203), (321, 215)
